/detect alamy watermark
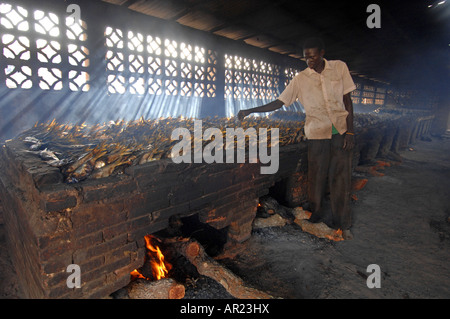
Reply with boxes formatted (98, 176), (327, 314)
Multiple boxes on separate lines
(66, 264), (81, 289)
(170, 120), (280, 175)
(66, 4), (81, 24)
(366, 264), (381, 288)
(366, 4), (381, 29)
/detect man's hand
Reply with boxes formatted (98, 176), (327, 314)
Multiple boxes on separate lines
(343, 134), (355, 151)
(237, 110), (250, 121)
(236, 100), (283, 121)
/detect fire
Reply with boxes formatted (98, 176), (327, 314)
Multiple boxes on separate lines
(145, 235), (172, 280)
(130, 269), (146, 280)
(130, 235), (172, 281)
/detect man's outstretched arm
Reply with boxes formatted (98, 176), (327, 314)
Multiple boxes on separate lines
(237, 99), (285, 121)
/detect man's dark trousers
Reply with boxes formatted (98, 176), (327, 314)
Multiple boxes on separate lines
(307, 134), (352, 230)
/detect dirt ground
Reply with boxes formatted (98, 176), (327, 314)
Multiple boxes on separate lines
(1, 137), (449, 299)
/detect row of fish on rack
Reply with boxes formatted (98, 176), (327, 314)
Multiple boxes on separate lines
(19, 116), (306, 183)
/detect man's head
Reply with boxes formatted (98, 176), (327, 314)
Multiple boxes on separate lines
(302, 37), (325, 70)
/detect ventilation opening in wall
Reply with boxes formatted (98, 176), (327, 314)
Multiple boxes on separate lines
(114, 214), (236, 299)
(0, 2), (90, 91)
(157, 214), (229, 258)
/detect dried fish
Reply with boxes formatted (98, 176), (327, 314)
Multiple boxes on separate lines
(138, 150), (156, 165)
(39, 148), (60, 161)
(64, 151), (92, 174)
(23, 136), (40, 144)
(24, 136), (44, 151)
(65, 147), (107, 174)
(71, 162), (93, 181)
(90, 159), (130, 179)
(94, 160), (106, 169)
(30, 143), (43, 151)
(46, 158), (70, 167)
(18, 113), (313, 182)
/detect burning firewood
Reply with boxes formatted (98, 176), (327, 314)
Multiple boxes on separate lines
(125, 235), (185, 299)
(258, 196), (295, 222)
(291, 206), (312, 220)
(294, 219), (344, 241)
(164, 237), (273, 299)
(253, 213), (287, 229)
(134, 235), (173, 281)
(352, 178), (368, 191)
(293, 209), (344, 241)
(127, 278), (185, 299)
(256, 201), (345, 241)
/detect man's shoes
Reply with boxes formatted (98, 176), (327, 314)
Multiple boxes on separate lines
(342, 229), (353, 240)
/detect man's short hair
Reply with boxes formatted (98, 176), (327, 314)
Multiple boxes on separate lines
(303, 37), (325, 52)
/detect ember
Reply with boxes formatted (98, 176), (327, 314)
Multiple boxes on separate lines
(325, 229), (344, 242)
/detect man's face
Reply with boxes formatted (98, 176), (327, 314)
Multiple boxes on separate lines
(303, 48), (325, 70)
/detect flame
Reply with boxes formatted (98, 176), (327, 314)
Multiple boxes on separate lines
(130, 269), (146, 280)
(145, 235), (172, 280)
(130, 235), (172, 281)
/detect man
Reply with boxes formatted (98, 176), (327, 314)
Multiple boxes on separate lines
(237, 38), (356, 240)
